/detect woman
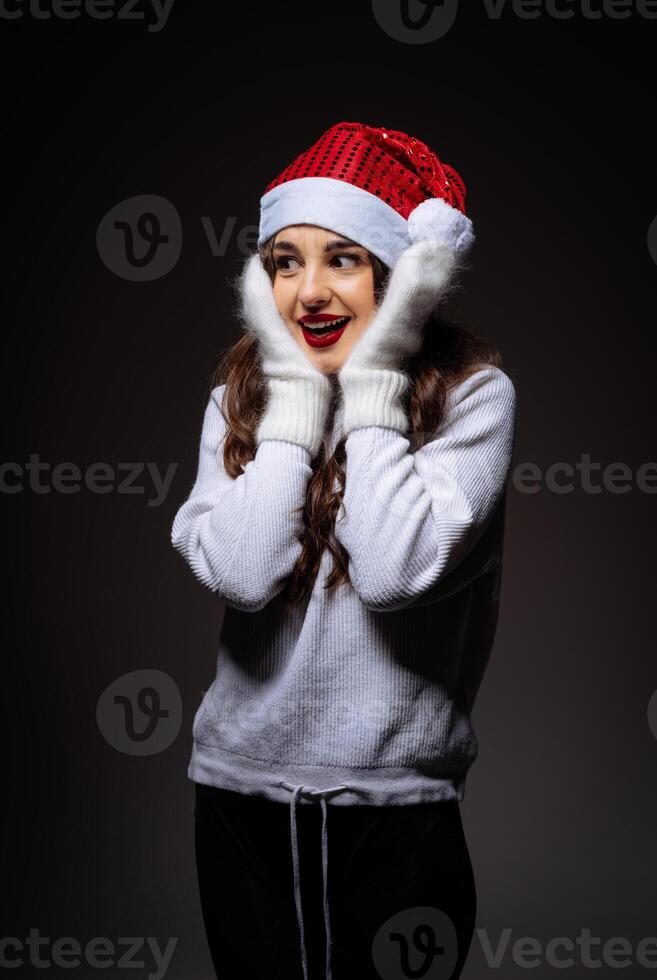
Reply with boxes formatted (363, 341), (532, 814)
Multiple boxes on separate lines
(171, 121), (517, 980)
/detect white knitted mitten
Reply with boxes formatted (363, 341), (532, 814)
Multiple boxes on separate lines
(238, 254), (333, 457)
(338, 232), (467, 434)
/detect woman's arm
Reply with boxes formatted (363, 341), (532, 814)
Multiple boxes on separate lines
(333, 366), (518, 612)
(171, 385), (313, 612)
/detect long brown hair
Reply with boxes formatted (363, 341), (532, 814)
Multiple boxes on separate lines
(209, 235), (502, 610)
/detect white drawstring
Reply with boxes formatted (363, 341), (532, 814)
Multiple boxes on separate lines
(278, 781), (351, 980)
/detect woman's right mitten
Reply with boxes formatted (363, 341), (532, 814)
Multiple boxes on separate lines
(238, 253), (333, 457)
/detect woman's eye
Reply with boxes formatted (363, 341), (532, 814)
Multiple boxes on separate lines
(330, 253), (361, 269)
(275, 255), (302, 271)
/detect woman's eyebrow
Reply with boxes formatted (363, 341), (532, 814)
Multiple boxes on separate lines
(324, 238), (359, 252)
(272, 240), (301, 254)
(272, 238), (360, 255)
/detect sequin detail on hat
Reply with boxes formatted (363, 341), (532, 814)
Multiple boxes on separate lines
(263, 121), (467, 220)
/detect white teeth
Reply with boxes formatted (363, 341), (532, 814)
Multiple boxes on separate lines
(302, 317), (349, 330)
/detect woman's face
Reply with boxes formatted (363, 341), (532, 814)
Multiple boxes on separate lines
(271, 225), (378, 375)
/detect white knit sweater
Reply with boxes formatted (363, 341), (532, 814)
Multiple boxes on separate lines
(171, 364), (517, 807)
(173, 364), (517, 980)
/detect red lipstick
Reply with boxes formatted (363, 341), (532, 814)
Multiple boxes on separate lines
(298, 313), (351, 349)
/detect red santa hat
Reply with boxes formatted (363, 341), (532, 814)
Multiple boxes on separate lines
(258, 121), (474, 269)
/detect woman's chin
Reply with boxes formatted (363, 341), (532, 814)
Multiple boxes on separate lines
(313, 357), (344, 376)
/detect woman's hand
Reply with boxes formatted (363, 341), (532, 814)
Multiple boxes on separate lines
(340, 239), (460, 374)
(337, 213), (471, 434)
(238, 253), (333, 456)
(240, 253), (328, 378)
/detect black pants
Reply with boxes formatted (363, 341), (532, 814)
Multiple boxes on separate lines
(194, 782), (477, 980)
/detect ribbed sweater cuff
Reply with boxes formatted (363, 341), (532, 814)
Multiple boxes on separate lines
(339, 367), (410, 434)
(256, 376), (331, 457)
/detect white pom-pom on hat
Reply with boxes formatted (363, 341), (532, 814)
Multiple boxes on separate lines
(407, 197), (475, 257)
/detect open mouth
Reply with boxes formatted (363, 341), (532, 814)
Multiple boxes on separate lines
(298, 316), (351, 335)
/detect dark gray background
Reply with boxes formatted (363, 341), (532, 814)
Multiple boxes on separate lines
(2, 1), (656, 977)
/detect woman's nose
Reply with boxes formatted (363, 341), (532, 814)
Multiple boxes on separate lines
(297, 264), (331, 307)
